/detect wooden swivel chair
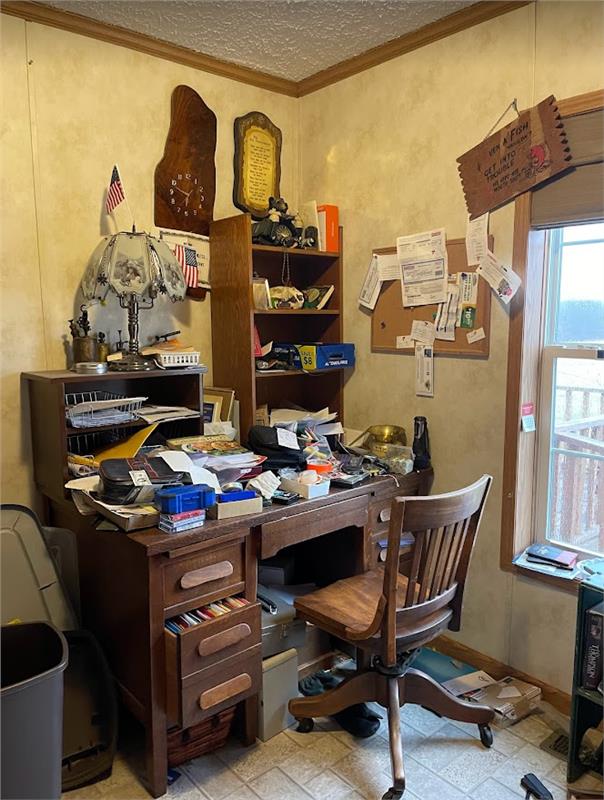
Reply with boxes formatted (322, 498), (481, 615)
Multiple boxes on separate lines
(289, 475), (495, 800)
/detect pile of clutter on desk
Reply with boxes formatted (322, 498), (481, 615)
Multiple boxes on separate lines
(65, 407), (432, 533)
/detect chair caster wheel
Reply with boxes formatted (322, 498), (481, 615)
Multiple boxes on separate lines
(296, 718), (314, 733)
(478, 723), (493, 748)
(382, 788), (403, 800)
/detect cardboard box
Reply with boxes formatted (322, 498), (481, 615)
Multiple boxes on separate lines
(317, 204), (339, 252)
(297, 343), (355, 371)
(206, 496), (263, 519)
(258, 649), (298, 741)
(280, 477), (330, 499)
(73, 490), (159, 531)
(466, 676), (541, 728)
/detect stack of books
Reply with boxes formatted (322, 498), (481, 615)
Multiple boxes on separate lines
(582, 601), (604, 692)
(159, 508), (206, 534)
(164, 596), (249, 633)
(524, 543), (578, 570)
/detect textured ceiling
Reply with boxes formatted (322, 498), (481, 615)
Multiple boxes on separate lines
(48, 1), (476, 81)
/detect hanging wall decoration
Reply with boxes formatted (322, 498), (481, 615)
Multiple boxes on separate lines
(154, 85), (217, 235)
(457, 95), (572, 219)
(233, 111), (282, 219)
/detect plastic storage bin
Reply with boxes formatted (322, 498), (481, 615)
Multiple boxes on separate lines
(155, 483), (216, 514)
(1, 621), (68, 800)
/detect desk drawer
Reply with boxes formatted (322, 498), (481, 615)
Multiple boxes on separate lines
(260, 495), (368, 558)
(164, 541), (244, 611)
(178, 645), (261, 728)
(167, 602), (261, 679)
(369, 498), (393, 539)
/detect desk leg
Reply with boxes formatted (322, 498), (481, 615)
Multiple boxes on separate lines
(144, 566), (168, 798)
(235, 694), (259, 747)
(145, 717), (167, 798)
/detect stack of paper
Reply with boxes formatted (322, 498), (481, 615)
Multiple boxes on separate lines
(270, 407), (343, 437)
(135, 405), (200, 424)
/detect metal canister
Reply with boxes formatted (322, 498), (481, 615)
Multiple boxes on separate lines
(72, 336), (96, 365)
(97, 341), (110, 362)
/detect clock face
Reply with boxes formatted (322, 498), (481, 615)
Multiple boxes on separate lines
(168, 173), (206, 219)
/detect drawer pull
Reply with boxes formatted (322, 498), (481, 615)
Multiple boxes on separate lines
(180, 561), (233, 590)
(198, 623), (252, 657)
(199, 673), (252, 710)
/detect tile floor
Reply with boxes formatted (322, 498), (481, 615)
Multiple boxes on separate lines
(64, 707), (602, 800)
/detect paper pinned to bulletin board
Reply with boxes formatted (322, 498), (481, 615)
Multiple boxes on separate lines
(371, 237), (492, 357)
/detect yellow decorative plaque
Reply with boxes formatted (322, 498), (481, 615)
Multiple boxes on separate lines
(233, 112), (282, 218)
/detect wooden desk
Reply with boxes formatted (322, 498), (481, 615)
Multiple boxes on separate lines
(46, 470), (433, 797)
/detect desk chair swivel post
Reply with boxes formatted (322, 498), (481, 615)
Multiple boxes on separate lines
(289, 475), (494, 800)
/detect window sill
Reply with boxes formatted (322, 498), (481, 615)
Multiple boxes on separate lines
(501, 559), (580, 595)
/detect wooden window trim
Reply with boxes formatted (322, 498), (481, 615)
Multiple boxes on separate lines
(500, 89), (604, 594)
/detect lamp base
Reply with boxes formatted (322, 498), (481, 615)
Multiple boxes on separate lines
(109, 353), (155, 372)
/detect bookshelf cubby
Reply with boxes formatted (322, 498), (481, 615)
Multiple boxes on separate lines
(210, 214), (344, 442)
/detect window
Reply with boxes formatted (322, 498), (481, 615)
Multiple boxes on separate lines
(535, 223), (604, 555)
(501, 91), (604, 586)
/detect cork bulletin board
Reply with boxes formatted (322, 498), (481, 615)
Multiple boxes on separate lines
(371, 236), (492, 357)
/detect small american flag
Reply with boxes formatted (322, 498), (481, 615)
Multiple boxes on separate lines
(105, 165), (125, 214)
(173, 244), (198, 288)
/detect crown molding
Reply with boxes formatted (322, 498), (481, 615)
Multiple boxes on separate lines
(1, 1), (299, 97)
(297, 1), (532, 96)
(2, 0), (531, 99)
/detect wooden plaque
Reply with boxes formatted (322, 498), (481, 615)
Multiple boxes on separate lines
(457, 95), (572, 219)
(154, 85), (216, 235)
(371, 237), (492, 358)
(233, 112), (282, 219)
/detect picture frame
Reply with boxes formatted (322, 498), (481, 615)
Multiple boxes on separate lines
(205, 387), (235, 422)
(203, 396), (222, 423)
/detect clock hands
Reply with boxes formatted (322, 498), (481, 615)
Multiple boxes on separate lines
(173, 185), (194, 206)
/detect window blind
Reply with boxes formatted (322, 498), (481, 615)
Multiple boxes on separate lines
(531, 108), (604, 228)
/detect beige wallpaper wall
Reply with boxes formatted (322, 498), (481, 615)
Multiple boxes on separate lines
(298, 1), (604, 691)
(0, 15), (298, 508)
(1, 3), (603, 692)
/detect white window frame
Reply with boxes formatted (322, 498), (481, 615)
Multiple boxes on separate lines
(534, 225), (604, 555)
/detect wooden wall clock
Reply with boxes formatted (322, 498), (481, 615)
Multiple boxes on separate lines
(154, 85), (217, 235)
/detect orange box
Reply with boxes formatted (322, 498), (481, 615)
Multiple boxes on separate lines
(317, 204), (339, 252)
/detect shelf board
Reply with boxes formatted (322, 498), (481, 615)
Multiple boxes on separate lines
(256, 368), (345, 379)
(254, 309), (339, 316)
(252, 244), (339, 259)
(576, 686), (602, 705)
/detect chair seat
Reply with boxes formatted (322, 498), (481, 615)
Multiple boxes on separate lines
(294, 566), (412, 638)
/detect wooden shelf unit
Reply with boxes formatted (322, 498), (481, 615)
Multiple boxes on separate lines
(210, 214), (344, 442)
(568, 574), (604, 784)
(23, 368), (206, 503)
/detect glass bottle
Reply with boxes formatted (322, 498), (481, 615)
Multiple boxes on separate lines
(412, 416), (431, 470)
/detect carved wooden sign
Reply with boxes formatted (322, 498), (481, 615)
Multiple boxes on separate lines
(233, 111), (282, 219)
(154, 85), (216, 235)
(457, 95), (572, 219)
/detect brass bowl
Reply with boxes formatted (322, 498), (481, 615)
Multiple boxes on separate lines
(363, 425), (407, 456)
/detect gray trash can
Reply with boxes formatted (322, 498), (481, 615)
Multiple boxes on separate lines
(1, 622), (68, 800)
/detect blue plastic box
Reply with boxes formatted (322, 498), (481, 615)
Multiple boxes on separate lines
(155, 484), (216, 514)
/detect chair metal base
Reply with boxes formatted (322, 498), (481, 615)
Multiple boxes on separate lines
(290, 666), (495, 798)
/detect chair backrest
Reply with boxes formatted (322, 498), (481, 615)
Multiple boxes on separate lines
(380, 475), (492, 664)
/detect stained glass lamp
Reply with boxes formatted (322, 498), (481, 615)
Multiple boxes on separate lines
(81, 230), (186, 371)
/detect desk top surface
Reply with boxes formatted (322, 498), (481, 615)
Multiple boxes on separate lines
(128, 470), (432, 556)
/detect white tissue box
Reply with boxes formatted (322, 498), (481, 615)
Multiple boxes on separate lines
(279, 477), (330, 499)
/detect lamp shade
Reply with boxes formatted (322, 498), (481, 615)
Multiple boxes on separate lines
(81, 231), (186, 302)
